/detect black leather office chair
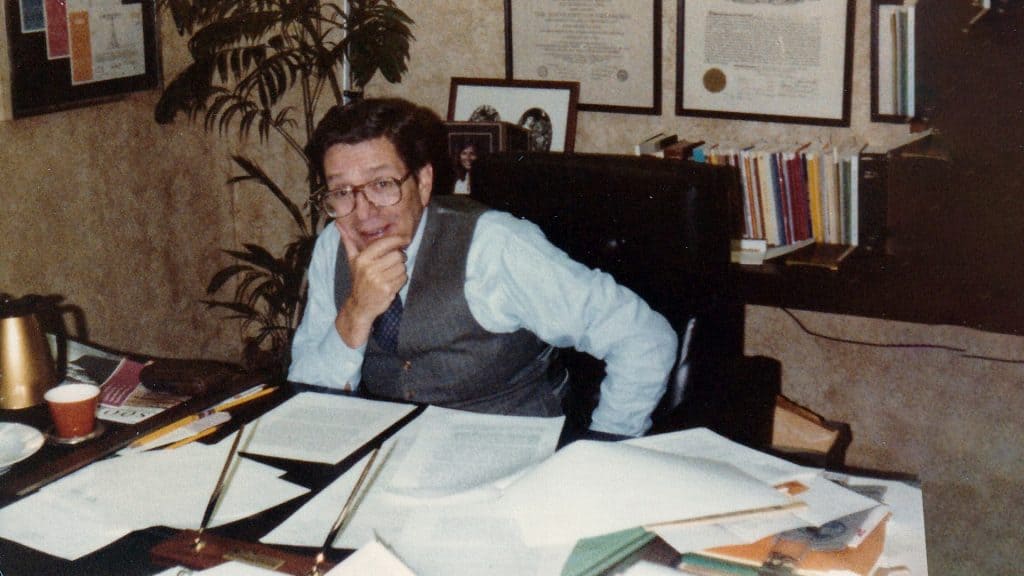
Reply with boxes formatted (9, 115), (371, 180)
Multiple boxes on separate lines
(470, 152), (780, 448)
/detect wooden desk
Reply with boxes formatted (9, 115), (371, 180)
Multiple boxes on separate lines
(0, 371), (267, 503)
(0, 388), (927, 576)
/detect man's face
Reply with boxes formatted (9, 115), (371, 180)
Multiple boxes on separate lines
(324, 136), (433, 252)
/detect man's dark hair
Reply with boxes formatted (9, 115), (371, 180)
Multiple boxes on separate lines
(307, 98), (452, 193)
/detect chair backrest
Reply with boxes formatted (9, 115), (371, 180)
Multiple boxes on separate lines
(470, 152), (739, 335)
(470, 152), (764, 437)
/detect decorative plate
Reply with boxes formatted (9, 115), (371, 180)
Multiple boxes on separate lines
(0, 422), (45, 473)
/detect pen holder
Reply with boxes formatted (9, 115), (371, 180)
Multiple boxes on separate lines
(151, 530), (333, 575)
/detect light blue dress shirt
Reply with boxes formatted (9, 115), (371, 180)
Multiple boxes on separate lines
(288, 207), (678, 437)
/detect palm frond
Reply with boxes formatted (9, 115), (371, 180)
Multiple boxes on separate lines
(158, 0), (414, 367)
(228, 155), (308, 234)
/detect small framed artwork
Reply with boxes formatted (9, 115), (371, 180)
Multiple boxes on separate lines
(447, 77), (580, 152)
(676, 0), (855, 126)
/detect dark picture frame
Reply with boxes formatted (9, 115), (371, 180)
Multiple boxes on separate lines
(443, 121), (529, 195)
(504, 0), (661, 115)
(870, 0), (916, 123)
(675, 0), (855, 126)
(3, 0), (162, 118)
(447, 77), (580, 152)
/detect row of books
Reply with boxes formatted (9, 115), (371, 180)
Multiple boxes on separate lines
(691, 142), (865, 249)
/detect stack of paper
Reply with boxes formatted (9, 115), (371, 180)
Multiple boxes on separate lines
(0, 435), (308, 560)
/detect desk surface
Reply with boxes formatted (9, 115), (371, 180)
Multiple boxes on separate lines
(0, 383), (927, 576)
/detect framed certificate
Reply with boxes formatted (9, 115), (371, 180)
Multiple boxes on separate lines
(676, 0), (855, 126)
(3, 0), (161, 118)
(505, 0), (661, 115)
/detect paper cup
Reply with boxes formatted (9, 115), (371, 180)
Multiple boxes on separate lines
(44, 384), (100, 438)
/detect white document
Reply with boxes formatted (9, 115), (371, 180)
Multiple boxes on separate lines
(628, 428), (881, 553)
(0, 436), (307, 560)
(497, 440), (793, 547)
(262, 406), (564, 552)
(241, 392), (416, 464)
(326, 539), (416, 575)
(626, 427), (811, 486)
(191, 561), (285, 575)
(391, 500), (573, 576)
(385, 407), (563, 496)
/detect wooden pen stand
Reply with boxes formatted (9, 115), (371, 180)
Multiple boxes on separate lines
(151, 529), (334, 575)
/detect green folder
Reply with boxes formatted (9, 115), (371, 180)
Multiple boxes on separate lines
(561, 527), (656, 576)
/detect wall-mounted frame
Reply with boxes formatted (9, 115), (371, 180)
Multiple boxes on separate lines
(676, 0), (855, 126)
(871, 0), (916, 123)
(4, 0), (161, 118)
(447, 77), (580, 152)
(504, 0), (661, 115)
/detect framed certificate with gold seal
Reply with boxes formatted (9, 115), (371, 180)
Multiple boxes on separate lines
(676, 0), (854, 126)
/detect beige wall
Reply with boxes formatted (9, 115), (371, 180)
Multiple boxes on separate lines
(1, 1), (1020, 573)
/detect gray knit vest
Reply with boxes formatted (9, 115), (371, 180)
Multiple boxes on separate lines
(334, 195), (565, 416)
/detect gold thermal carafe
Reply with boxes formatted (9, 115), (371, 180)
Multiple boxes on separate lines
(0, 294), (58, 409)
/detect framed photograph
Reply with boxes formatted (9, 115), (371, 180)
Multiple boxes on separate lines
(443, 121), (530, 194)
(871, 0), (916, 123)
(447, 77), (580, 152)
(676, 0), (855, 126)
(504, 0), (661, 115)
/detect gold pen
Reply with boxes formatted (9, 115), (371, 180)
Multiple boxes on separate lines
(309, 447), (381, 576)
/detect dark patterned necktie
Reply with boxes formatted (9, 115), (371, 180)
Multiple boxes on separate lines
(371, 295), (403, 352)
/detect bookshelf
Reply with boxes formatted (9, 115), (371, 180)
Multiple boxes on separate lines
(722, 0), (1024, 336)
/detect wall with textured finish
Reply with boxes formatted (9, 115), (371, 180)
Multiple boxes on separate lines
(0, 91), (242, 360)
(1, 1), (1019, 573)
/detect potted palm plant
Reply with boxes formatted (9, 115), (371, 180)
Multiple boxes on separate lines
(154, 0), (414, 374)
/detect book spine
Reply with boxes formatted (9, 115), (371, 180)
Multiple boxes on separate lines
(858, 151), (890, 253)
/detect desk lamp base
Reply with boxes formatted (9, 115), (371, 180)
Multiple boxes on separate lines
(150, 529), (334, 575)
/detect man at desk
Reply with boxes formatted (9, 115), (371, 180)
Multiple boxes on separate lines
(288, 97), (677, 437)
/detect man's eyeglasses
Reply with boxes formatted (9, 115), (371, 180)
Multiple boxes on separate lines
(318, 172), (413, 218)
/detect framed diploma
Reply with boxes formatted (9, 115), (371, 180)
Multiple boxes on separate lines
(447, 77), (580, 152)
(676, 0), (855, 126)
(505, 0), (661, 115)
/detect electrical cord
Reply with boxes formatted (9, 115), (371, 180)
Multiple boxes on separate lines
(780, 307), (1024, 364)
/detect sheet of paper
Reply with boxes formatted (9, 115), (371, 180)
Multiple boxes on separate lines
(391, 500), (572, 576)
(385, 407), (563, 496)
(621, 561), (688, 576)
(497, 440), (793, 547)
(0, 436), (306, 559)
(632, 428), (880, 555)
(262, 406), (564, 552)
(326, 539), (416, 576)
(840, 475), (928, 576)
(627, 427), (811, 485)
(241, 392), (416, 464)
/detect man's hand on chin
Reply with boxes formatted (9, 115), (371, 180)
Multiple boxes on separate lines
(335, 227), (410, 347)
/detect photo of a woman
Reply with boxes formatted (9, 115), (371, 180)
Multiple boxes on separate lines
(453, 140), (481, 194)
